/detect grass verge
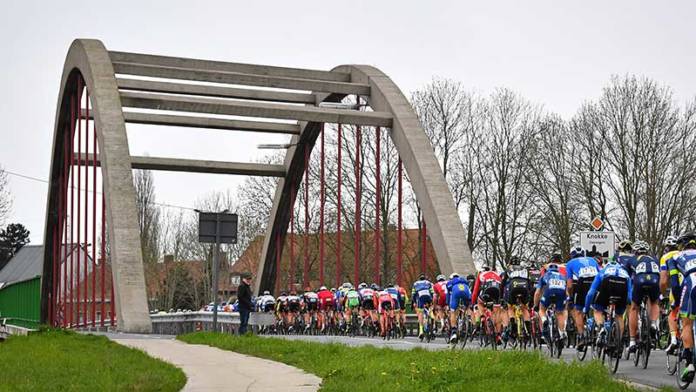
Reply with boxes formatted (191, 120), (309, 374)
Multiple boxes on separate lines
(0, 330), (186, 391)
(178, 332), (635, 391)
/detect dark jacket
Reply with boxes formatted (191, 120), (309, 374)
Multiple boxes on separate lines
(237, 281), (254, 311)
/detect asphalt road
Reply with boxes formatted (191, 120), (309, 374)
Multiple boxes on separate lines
(269, 334), (678, 390)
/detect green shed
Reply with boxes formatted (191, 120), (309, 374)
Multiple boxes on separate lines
(0, 245), (43, 329)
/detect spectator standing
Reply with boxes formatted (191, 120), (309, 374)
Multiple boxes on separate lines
(237, 272), (254, 335)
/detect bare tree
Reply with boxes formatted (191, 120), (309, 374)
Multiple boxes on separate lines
(0, 166), (11, 226)
(133, 169), (160, 265)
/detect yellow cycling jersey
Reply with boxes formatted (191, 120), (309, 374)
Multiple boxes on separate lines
(660, 250), (681, 273)
(660, 250), (682, 304)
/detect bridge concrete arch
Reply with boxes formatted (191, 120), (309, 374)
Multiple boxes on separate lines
(42, 39), (473, 332)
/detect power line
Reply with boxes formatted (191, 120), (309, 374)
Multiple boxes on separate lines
(3, 169), (195, 211)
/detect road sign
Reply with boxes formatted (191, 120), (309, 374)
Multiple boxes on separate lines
(590, 217), (604, 231)
(580, 231), (615, 260)
(198, 212), (238, 244)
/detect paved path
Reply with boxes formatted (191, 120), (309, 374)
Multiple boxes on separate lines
(105, 333), (321, 392)
(268, 334), (672, 390)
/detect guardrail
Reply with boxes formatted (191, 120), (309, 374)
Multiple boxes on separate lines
(150, 311), (422, 336)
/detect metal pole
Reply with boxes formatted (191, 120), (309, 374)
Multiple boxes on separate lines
(421, 219), (427, 275)
(397, 158), (403, 287)
(303, 146), (309, 289)
(212, 213), (221, 332)
(290, 184), (295, 291)
(375, 127), (381, 285)
(90, 89), (96, 327)
(336, 123), (342, 287)
(319, 123), (325, 286)
(354, 121), (361, 284)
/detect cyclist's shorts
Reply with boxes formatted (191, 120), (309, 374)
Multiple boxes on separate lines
(416, 295), (432, 309)
(632, 273), (660, 304)
(320, 301), (335, 311)
(480, 285), (501, 305)
(449, 291), (471, 310)
(540, 288), (566, 311)
(262, 303), (275, 312)
(505, 281), (530, 305)
(305, 301), (318, 312)
(571, 278), (594, 310)
(591, 276), (628, 315)
(288, 302), (300, 312)
(389, 298), (401, 310)
(361, 299), (375, 310)
(277, 303), (288, 313)
(679, 274), (696, 319)
(380, 301), (393, 312)
(398, 298), (406, 309)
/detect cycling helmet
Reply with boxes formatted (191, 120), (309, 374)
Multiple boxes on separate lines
(436, 274), (446, 282)
(370, 283), (379, 290)
(449, 273), (460, 280)
(330, 288), (337, 292)
(374, 285), (382, 291)
(342, 282), (353, 289)
(358, 283), (367, 289)
(618, 239), (633, 252)
(280, 291), (287, 296)
(664, 235), (679, 248)
(569, 246), (584, 259)
(319, 286), (327, 291)
(678, 231), (696, 249)
(263, 290), (270, 295)
(547, 263), (559, 271)
(632, 240), (649, 254)
(418, 274), (426, 280)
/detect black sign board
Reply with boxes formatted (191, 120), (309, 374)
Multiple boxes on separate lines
(198, 212), (238, 244)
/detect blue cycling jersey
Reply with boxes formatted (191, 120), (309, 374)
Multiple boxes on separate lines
(445, 277), (471, 303)
(631, 255), (660, 276)
(385, 286), (401, 302)
(673, 250), (696, 276)
(411, 279), (434, 302)
(536, 271), (566, 291)
(566, 256), (599, 282)
(616, 253), (637, 274)
(584, 262), (633, 312)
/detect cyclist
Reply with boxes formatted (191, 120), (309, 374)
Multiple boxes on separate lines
(584, 256), (632, 344)
(358, 283), (378, 327)
(433, 274), (448, 333)
(616, 239), (636, 272)
(335, 283), (350, 330)
(626, 240), (661, 353)
(302, 288), (320, 332)
(258, 290), (276, 312)
(446, 272), (471, 343)
(275, 291), (289, 327)
(375, 285), (395, 337)
(287, 290), (302, 331)
(344, 284), (361, 326)
(472, 266), (504, 338)
(660, 235), (681, 353)
(397, 284), (409, 329)
(565, 246), (599, 349)
(317, 286), (334, 332)
(385, 283), (402, 316)
(411, 274), (435, 339)
(534, 263), (568, 344)
(673, 232), (696, 383)
(501, 256), (532, 343)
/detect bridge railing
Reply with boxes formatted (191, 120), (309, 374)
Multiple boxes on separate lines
(150, 311), (421, 336)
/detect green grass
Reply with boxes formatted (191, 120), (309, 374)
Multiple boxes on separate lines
(0, 330), (186, 391)
(179, 332), (635, 392)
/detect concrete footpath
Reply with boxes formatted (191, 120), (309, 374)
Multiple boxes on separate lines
(105, 333), (321, 392)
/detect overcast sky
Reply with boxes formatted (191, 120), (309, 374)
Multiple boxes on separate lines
(2, 0), (695, 243)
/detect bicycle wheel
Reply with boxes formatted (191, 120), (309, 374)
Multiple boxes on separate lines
(676, 348), (692, 390)
(667, 345), (679, 375)
(609, 323), (621, 374)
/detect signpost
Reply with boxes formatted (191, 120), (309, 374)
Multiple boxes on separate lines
(196, 210), (238, 332)
(580, 231), (615, 261)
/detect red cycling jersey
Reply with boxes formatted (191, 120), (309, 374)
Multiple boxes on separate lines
(376, 291), (394, 313)
(433, 281), (447, 306)
(317, 289), (334, 310)
(471, 270), (502, 304)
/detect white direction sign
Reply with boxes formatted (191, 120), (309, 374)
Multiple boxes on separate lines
(580, 231), (616, 260)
